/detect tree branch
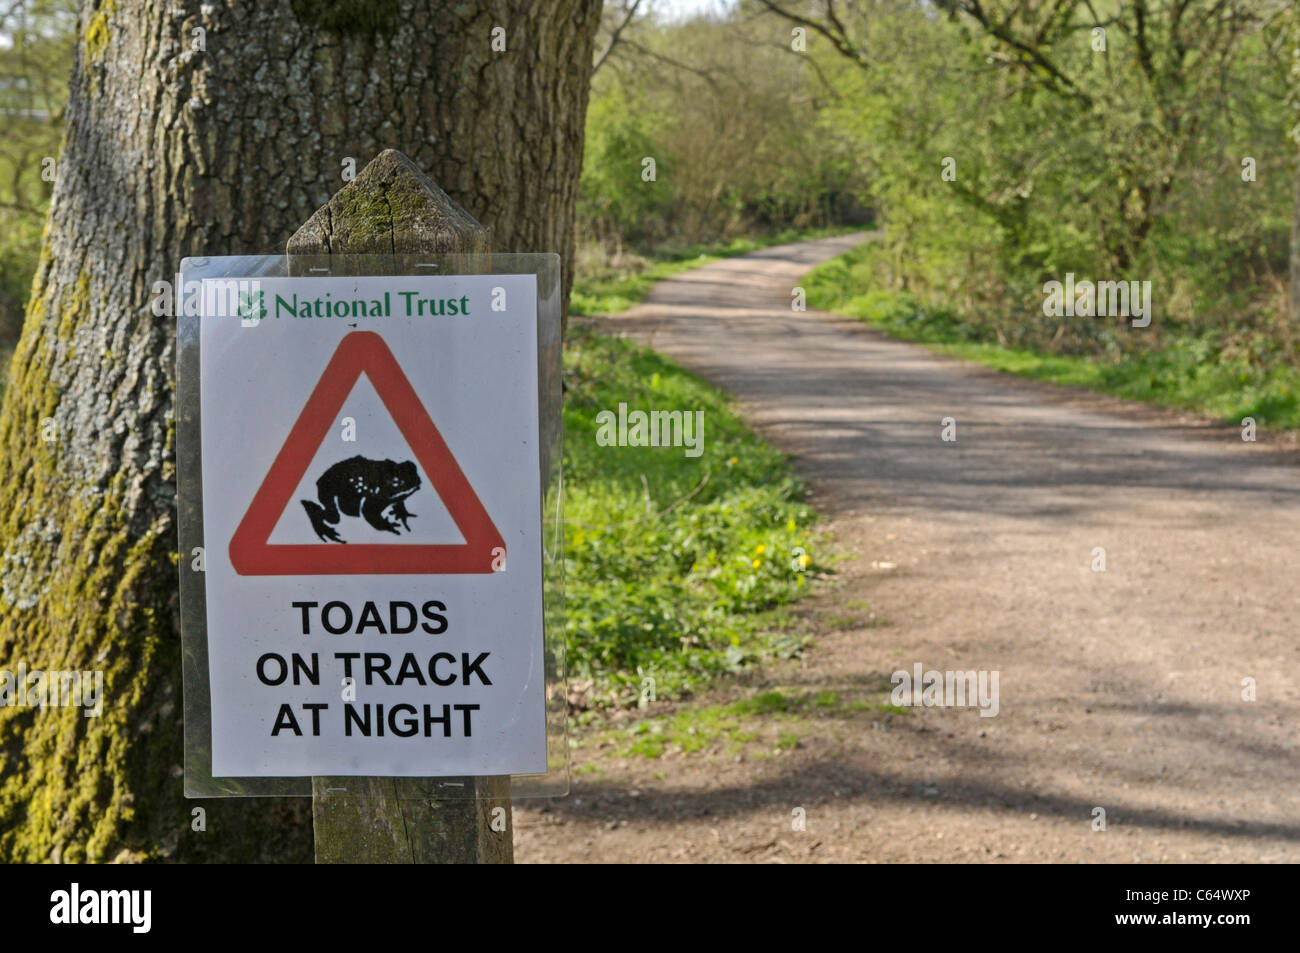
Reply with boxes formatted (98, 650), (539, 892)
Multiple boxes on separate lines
(756, 0), (868, 68)
(592, 0), (645, 76)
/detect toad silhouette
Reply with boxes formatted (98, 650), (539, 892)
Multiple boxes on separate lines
(301, 456), (420, 543)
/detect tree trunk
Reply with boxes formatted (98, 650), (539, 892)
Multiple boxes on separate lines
(0, 0), (600, 863)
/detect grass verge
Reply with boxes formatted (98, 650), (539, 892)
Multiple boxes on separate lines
(804, 240), (1300, 429)
(563, 322), (822, 709)
(576, 686), (906, 763)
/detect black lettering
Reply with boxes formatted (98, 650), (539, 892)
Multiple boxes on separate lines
(394, 653), (427, 686)
(356, 601), (387, 634)
(303, 702), (328, 735)
(364, 652), (393, 685)
(454, 703), (480, 736)
(389, 601), (417, 634)
(424, 703), (452, 736)
(271, 703), (301, 736)
(428, 652), (457, 686)
(290, 652), (319, 685)
(389, 703), (419, 737)
(322, 601), (353, 634)
(334, 652), (360, 680)
(292, 601), (318, 634)
(461, 652), (492, 686)
(421, 600), (448, 634)
(256, 653), (287, 686)
(344, 703), (371, 736)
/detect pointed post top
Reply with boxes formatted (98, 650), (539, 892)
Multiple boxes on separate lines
(287, 149), (489, 256)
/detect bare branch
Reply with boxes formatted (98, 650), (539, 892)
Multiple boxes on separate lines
(756, 0), (868, 68)
(936, 0), (1092, 108)
(592, 0), (645, 76)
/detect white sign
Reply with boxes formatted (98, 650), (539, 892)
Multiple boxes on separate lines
(198, 274), (545, 777)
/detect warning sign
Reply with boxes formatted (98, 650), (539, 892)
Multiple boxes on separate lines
(228, 331), (505, 575)
(197, 274), (545, 777)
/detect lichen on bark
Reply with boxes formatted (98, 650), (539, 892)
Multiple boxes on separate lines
(83, 1), (115, 63)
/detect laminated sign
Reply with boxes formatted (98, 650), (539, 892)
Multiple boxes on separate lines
(197, 274), (545, 777)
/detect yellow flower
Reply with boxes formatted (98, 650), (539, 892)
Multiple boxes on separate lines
(752, 558), (762, 569)
(755, 544), (766, 555)
(728, 456), (738, 466)
(798, 553), (810, 569)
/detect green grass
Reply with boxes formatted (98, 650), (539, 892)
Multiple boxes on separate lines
(571, 225), (867, 317)
(563, 322), (822, 707)
(600, 686), (906, 759)
(804, 240), (1300, 429)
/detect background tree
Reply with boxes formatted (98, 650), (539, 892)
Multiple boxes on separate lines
(0, 0), (601, 863)
(0, 0), (74, 346)
(755, 0), (1293, 358)
(1283, 2), (1300, 322)
(579, 3), (869, 250)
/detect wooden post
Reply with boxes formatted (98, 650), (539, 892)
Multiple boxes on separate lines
(287, 149), (512, 864)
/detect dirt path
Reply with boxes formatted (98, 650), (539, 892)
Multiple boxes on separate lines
(515, 234), (1300, 863)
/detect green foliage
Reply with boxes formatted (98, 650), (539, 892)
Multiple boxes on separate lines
(579, 10), (871, 249)
(807, 1), (1292, 355)
(807, 239), (1300, 428)
(578, 85), (675, 245)
(0, 214), (43, 345)
(562, 323), (820, 706)
(0, 1), (74, 345)
(799, 0), (1300, 430)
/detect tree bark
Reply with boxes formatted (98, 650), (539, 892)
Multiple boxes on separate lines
(0, 0), (599, 863)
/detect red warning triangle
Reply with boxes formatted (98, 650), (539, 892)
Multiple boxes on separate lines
(228, 330), (505, 575)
